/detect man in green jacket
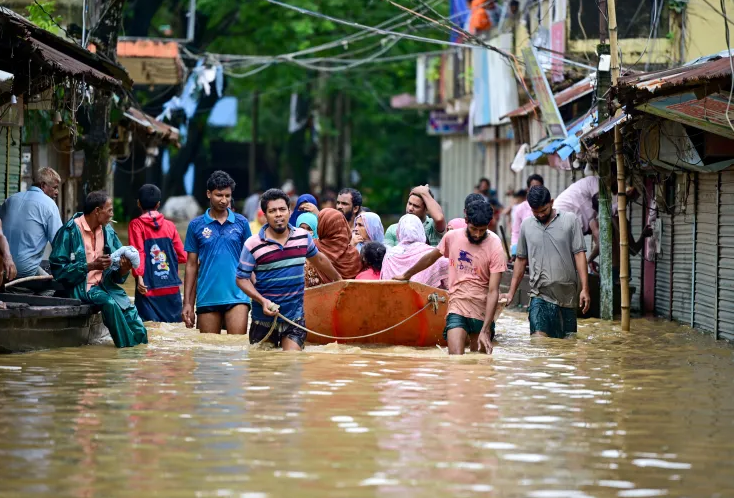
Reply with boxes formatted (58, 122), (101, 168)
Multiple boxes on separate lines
(50, 191), (148, 348)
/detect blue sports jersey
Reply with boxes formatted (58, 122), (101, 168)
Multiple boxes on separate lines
(184, 208), (252, 309)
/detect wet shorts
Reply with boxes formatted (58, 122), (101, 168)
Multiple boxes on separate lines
(443, 313), (495, 341)
(197, 303), (250, 315)
(528, 297), (577, 339)
(249, 317), (307, 349)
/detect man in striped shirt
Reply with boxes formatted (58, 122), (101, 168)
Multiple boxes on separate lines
(237, 189), (341, 350)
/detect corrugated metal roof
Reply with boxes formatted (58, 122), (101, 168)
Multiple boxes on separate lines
(502, 75), (596, 119)
(0, 7), (130, 90)
(580, 111), (629, 144)
(124, 107), (180, 145)
(618, 54), (732, 96)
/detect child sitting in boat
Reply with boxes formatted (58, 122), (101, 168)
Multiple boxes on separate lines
(356, 241), (386, 281)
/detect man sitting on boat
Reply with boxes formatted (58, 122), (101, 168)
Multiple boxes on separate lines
(0, 167), (62, 294)
(384, 185), (446, 248)
(0, 219), (16, 308)
(237, 189), (341, 351)
(393, 201), (506, 355)
(50, 191), (148, 348)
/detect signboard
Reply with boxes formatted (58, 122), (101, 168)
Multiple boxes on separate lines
(522, 45), (567, 139)
(550, 21), (565, 82)
(427, 111), (468, 136)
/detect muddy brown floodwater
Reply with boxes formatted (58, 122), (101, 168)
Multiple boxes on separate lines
(1, 311), (734, 498)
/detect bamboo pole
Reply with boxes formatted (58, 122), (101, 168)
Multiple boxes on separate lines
(607, 0), (631, 331)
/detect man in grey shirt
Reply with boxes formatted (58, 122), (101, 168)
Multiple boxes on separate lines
(501, 185), (590, 338)
(0, 167), (62, 289)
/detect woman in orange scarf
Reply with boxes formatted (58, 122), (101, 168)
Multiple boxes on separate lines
(304, 208), (362, 287)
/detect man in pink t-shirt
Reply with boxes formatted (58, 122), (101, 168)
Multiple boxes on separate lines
(393, 201), (506, 355)
(511, 174), (544, 256)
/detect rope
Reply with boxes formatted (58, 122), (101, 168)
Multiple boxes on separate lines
(4, 275), (53, 288)
(256, 293), (445, 343)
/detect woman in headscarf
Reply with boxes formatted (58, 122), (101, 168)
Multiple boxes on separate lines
(447, 218), (467, 231)
(304, 208), (362, 287)
(352, 212), (385, 252)
(380, 214), (448, 289)
(296, 212), (318, 239)
(288, 194), (319, 227)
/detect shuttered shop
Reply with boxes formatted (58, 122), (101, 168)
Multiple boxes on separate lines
(694, 173), (717, 333)
(671, 173), (695, 324)
(0, 127), (21, 203)
(655, 212), (673, 319)
(718, 170), (734, 340)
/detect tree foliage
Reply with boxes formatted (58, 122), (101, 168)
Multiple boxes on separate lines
(125, 0), (445, 214)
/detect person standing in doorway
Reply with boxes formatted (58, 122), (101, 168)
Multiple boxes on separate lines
(128, 184), (187, 323)
(393, 201), (506, 355)
(183, 171), (252, 334)
(501, 186), (590, 339)
(336, 188), (363, 230)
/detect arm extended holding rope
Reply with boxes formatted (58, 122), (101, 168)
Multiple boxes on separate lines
(237, 275), (280, 317)
(393, 248), (442, 282)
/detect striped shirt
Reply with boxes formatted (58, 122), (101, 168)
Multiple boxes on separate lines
(237, 224), (318, 321)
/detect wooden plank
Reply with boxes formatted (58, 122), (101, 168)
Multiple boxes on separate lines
(0, 293), (82, 306)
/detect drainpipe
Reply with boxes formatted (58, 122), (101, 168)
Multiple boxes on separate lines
(715, 172), (720, 339)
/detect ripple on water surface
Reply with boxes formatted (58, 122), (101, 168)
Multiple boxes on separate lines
(0, 312), (732, 497)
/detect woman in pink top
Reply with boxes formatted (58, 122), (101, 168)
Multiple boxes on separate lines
(355, 241), (386, 280)
(380, 214), (448, 288)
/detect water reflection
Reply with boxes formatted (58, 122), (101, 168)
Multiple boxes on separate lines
(1, 312), (733, 497)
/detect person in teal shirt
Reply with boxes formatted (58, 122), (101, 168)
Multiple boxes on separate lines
(50, 191), (148, 348)
(384, 185), (446, 248)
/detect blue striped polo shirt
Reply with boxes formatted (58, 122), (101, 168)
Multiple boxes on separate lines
(237, 224), (318, 321)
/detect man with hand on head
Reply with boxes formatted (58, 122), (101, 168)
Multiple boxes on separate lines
(501, 186), (590, 339)
(237, 189), (341, 351)
(384, 185), (446, 248)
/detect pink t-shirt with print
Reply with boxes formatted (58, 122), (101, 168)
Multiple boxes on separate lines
(437, 229), (507, 321)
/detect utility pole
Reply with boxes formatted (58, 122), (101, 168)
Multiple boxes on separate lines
(597, 0), (614, 320)
(249, 90), (259, 194)
(607, 0), (631, 330)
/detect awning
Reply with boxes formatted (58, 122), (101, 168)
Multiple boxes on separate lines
(525, 111), (596, 164)
(0, 7), (130, 92)
(123, 107), (180, 146)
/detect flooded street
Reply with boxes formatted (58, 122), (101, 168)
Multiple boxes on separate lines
(1, 312), (734, 497)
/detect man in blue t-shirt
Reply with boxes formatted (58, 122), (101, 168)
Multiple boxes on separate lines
(183, 171), (252, 334)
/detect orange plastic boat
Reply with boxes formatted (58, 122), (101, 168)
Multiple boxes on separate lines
(304, 280), (449, 347)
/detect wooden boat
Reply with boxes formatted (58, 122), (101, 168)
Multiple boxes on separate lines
(304, 280), (449, 347)
(0, 294), (110, 353)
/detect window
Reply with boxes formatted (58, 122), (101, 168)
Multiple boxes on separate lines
(569, 0), (669, 41)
